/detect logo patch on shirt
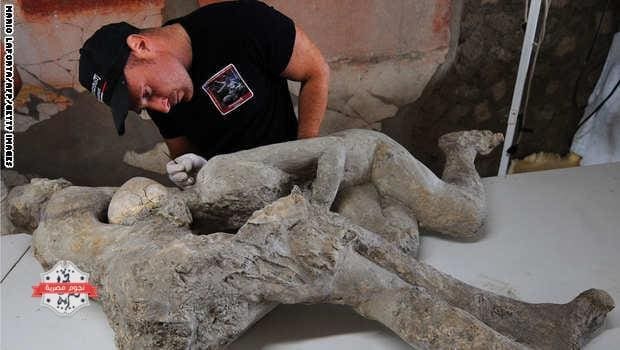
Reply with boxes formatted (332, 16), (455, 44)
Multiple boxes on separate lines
(202, 64), (254, 116)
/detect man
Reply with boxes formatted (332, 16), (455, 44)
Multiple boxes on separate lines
(79, 0), (329, 187)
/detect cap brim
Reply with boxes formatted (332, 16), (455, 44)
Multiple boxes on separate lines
(110, 78), (130, 136)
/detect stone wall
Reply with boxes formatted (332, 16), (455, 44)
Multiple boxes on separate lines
(384, 0), (619, 176)
(266, 0), (457, 134)
(15, 0), (165, 88)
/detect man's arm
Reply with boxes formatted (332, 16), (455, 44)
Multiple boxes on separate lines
(164, 136), (193, 159)
(281, 25), (330, 139)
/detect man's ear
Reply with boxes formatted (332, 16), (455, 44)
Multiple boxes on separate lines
(126, 34), (153, 58)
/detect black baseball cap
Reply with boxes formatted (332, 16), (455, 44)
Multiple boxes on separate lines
(79, 22), (140, 135)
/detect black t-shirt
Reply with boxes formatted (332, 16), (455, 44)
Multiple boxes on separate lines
(149, 0), (298, 160)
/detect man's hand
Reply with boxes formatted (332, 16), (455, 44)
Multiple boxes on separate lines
(166, 153), (208, 188)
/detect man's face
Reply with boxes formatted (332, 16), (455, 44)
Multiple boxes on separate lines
(124, 53), (194, 114)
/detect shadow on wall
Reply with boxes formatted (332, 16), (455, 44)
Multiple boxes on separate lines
(10, 0), (169, 186)
(14, 92), (168, 187)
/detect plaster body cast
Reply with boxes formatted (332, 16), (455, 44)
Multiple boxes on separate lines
(4, 130), (612, 349)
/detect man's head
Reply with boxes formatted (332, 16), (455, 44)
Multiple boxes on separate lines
(79, 22), (193, 135)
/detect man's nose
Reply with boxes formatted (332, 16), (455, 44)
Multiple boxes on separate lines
(149, 97), (170, 113)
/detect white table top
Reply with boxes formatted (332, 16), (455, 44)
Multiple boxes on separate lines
(2, 162), (619, 349)
(1, 233), (30, 281)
